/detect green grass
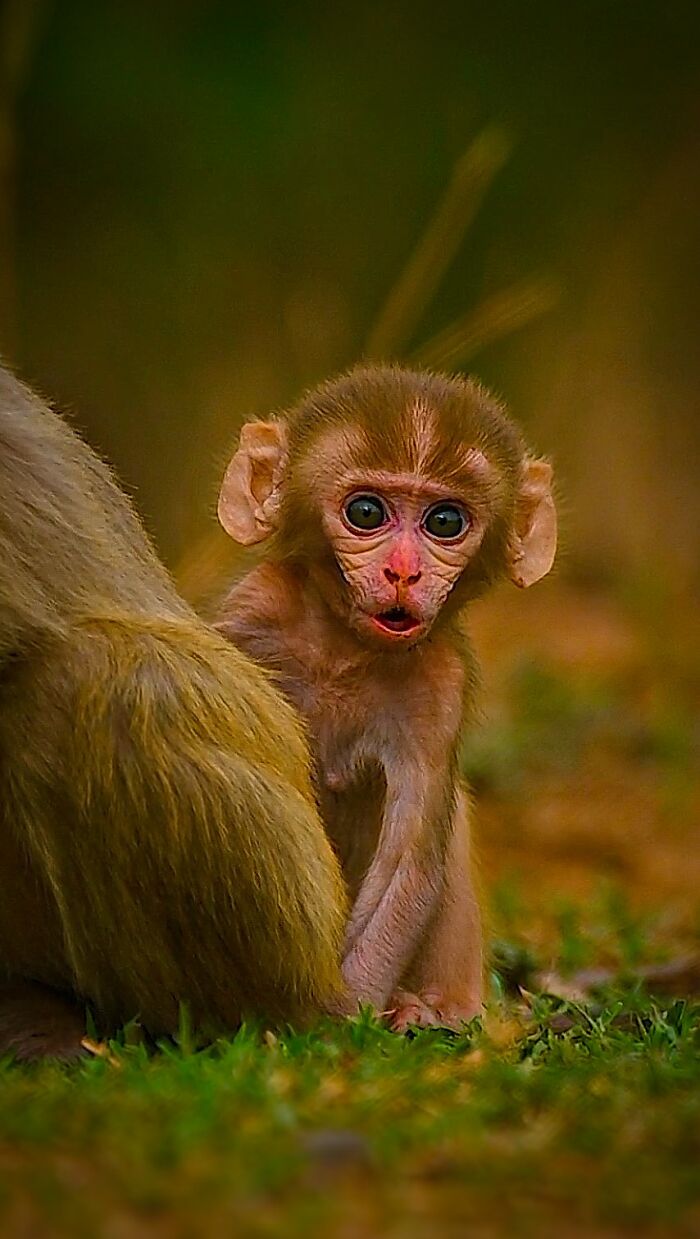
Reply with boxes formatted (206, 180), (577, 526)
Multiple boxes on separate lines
(1, 921), (699, 1238)
(3, 618), (697, 1237)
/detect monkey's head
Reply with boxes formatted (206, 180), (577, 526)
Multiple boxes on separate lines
(219, 366), (557, 647)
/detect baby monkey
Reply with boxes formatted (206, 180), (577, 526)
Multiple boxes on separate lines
(216, 366), (556, 1030)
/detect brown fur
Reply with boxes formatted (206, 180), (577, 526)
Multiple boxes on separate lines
(216, 365), (556, 1030)
(0, 366), (346, 1061)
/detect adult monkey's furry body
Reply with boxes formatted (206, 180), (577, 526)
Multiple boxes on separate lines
(0, 366), (345, 1061)
(216, 365), (557, 1030)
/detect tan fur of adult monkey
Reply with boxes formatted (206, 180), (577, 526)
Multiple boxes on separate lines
(0, 366), (345, 1061)
(216, 365), (557, 1031)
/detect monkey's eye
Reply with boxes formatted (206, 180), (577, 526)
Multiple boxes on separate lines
(344, 494), (388, 532)
(422, 503), (468, 540)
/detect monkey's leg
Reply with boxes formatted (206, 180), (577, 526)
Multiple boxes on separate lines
(389, 788), (483, 1032)
(0, 980), (87, 1063)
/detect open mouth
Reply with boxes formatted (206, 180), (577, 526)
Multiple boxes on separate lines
(370, 607), (422, 637)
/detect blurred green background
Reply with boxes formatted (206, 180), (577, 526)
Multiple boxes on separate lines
(2, 0), (698, 581)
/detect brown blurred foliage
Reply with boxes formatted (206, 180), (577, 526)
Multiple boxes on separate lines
(1, 0), (697, 588)
(0, 0), (698, 955)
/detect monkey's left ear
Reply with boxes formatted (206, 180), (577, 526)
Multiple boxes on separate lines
(508, 459), (557, 588)
(218, 420), (287, 545)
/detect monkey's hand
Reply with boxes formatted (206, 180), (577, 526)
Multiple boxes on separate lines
(386, 988), (481, 1033)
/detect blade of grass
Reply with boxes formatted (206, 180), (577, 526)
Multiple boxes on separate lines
(364, 126), (511, 359)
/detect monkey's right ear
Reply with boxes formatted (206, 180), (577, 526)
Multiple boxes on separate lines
(218, 420), (288, 545)
(508, 459), (557, 588)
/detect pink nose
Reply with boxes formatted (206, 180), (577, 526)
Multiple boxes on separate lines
(384, 566), (422, 586)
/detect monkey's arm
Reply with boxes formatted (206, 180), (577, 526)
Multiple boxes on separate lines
(390, 786), (483, 1030)
(341, 768), (450, 1011)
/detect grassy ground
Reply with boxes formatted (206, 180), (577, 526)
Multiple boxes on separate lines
(1, 579), (698, 1238)
(1, 986), (699, 1237)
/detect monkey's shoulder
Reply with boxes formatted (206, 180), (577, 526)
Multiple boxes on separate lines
(216, 563), (302, 664)
(219, 562), (299, 620)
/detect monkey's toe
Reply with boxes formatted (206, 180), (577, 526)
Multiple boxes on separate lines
(419, 991), (482, 1031)
(388, 989), (481, 1033)
(387, 990), (440, 1032)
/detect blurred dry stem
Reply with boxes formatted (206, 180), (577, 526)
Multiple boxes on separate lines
(412, 274), (560, 371)
(6, 6), (699, 581)
(80, 1037), (122, 1068)
(365, 125), (511, 359)
(538, 955), (700, 1003)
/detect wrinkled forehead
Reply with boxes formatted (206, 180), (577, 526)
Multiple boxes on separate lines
(291, 399), (507, 503)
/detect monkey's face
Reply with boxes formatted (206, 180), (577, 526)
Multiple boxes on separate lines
(319, 471), (486, 647)
(217, 368), (558, 639)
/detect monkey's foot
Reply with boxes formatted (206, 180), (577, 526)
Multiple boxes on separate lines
(387, 989), (481, 1033)
(0, 981), (88, 1063)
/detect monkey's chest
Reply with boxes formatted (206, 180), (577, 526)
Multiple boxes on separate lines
(281, 674), (390, 889)
(279, 661), (389, 772)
